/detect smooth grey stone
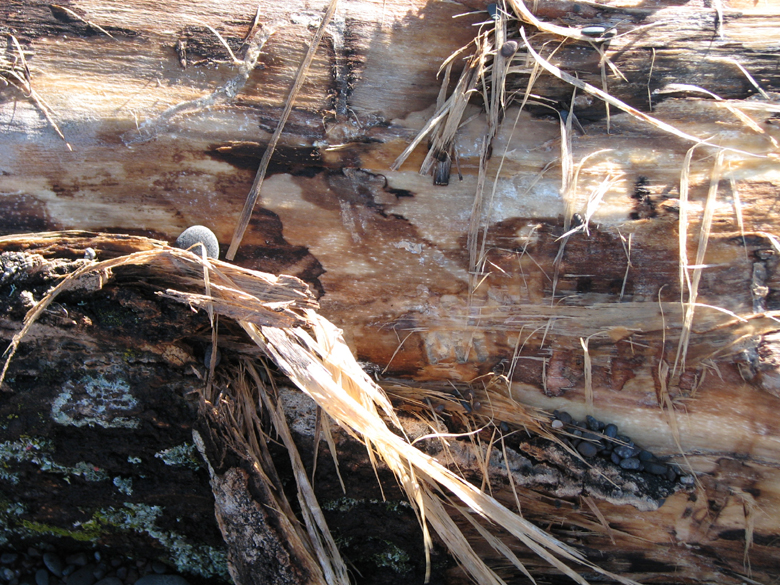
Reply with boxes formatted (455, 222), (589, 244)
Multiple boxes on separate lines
(174, 226), (219, 259)
(581, 25), (607, 37)
(666, 467), (677, 482)
(114, 568), (127, 580)
(62, 566), (75, 578)
(27, 549), (40, 559)
(34, 569), (48, 585)
(134, 576), (190, 585)
(572, 429), (583, 437)
(638, 450), (654, 461)
(615, 445), (639, 459)
(620, 457), (641, 470)
(611, 452), (622, 465)
(499, 40), (518, 58)
(65, 565), (95, 585)
(65, 555), (88, 568)
(1, 554), (18, 565)
(616, 435), (632, 444)
(203, 344), (221, 369)
(551, 419), (564, 429)
(42, 555), (63, 578)
(1, 568), (14, 581)
(151, 562), (166, 575)
(645, 462), (668, 475)
(603, 424), (618, 438)
(577, 441), (599, 458)
(556, 411), (572, 425)
(94, 578), (122, 585)
(92, 565), (107, 580)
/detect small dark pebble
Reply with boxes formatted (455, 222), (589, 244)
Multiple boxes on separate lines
(1, 568), (14, 581)
(42, 555), (62, 578)
(586, 415), (605, 431)
(34, 570), (49, 585)
(65, 565), (95, 585)
(616, 435), (632, 444)
(460, 400), (472, 414)
(500, 421), (509, 433)
(614, 445), (639, 459)
(472, 401), (482, 412)
(620, 457), (641, 470)
(581, 25), (607, 37)
(577, 441), (599, 458)
(499, 40), (518, 58)
(556, 411), (573, 424)
(603, 423), (617, 438)
(645, 462), (668, 475)
(1, 555), (18, 565)
(204, 344), (221, 369)
(666, 467), (677, 482)
(62, 566), (75, 578)
(638, 450), (654, 461)
(151, 562), (167, 575)
(27, 549), (40, 559)
(94, 579), (122, 585)
(572, 429), (583, 437)
(174, 225), (219, 260)
(114, 568), (127, 581)
(92, 565), (107, 580)
(434, 403), (445, 413)
(134, 576), (190, 585)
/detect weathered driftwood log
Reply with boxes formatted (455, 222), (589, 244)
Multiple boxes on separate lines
(2, 0), (780, 583)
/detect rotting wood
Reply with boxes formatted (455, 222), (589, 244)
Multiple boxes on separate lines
(2, 0), (780, 583)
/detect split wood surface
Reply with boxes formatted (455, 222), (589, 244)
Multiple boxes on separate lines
(2, 0), (780, 583)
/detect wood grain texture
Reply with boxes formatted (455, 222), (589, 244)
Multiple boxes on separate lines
(2, 0), (780, 583)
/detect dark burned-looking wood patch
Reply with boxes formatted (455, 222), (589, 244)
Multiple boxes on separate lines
(176, 25), (242, 65)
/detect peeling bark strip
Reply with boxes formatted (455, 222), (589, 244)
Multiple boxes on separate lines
(2, 0), (780, 583)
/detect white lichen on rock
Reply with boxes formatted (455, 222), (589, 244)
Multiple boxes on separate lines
(51, 374), (139, 428)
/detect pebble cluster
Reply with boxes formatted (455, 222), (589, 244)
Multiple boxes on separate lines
(552, 411), (680, 482)
(0, 547), (191, 585)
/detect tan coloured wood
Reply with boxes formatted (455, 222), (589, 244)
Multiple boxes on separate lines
(2, 0), (780, 583)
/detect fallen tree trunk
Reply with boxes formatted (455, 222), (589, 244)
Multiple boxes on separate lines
(2, 0), (780, 584)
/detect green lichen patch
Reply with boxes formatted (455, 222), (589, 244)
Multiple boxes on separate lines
(0, 437), (109, 484)
(154, 443), (201, 470)
(373, 541), (413, 574)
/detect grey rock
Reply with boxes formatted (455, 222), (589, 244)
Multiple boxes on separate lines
(203, 344), (221, 369)
(615, 445), (639, 459)
(27, 549), (40, 559)
(556, 411), (572, 425)
(645, 462), (668, 475)
(499, 40), (518, 58)
(94, 579), (122, 585)
(62, 566), (75, 578)
(616, 435), (632, 444)
(151, 562), (167, 575)
(572, 429), (583, 437)
(666, 467), (677, 482)
(134, 576), (190, 585)
(603, 423), (618, 438)
(638, 449), (654, 461)
(42, 554), (63, 578)
(66, 564), (95, 585)
(577, 441), (599, 458)
(1, 568), (14, 581)
(34, 569), (49, 585)
(586, 415), (604, 431)
(620, 457), (641, 470)
(174, 226), (219, 260)
(92, 565), (107, 580)
(610, 452), (622, 465)
(114, 568), (127, 581)
(0, 554), (18, 565)
(551, 419), (564, 429)
(65, 555), (88, 568)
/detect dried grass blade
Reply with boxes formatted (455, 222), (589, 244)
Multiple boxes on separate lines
(227, 0), (339, 260)
(247, 362), (350, 585)
(519, 28), (759, 157)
